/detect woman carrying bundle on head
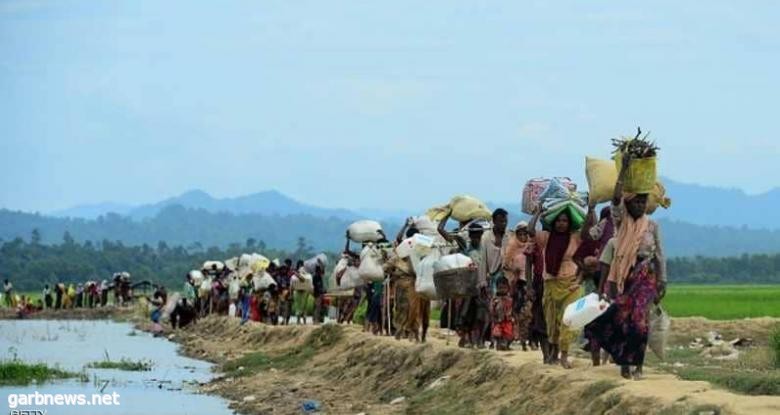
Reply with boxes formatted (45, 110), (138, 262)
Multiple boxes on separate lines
(386, 220), (422, 341)
(437, 212), (485, 348)
(585, 152), (667, 380)
(528, 205), (588, 369)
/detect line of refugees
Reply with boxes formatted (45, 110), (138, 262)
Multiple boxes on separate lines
(329, 152), (666, 381)
(181, 259), (329, 327)
(176, 151), (665, 380)
(2, 273), (135, 318)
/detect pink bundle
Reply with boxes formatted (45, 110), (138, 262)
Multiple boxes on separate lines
(521, 177), (576, 214)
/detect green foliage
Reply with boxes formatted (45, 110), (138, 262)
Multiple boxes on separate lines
(663, 285), (780, 319)
(0, 360), (81, 385)
(0, 233), (336, 291)
(4, 205), (780, 258)
(0, 206), (386, 253)
(667, 253), (780, 284)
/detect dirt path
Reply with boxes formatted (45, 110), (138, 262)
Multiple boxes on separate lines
(165, 317), (780, 415)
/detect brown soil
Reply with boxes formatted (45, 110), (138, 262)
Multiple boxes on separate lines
(162, 317), (780, 415)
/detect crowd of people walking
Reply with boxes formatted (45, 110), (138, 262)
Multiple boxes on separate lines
(2, 150), (667, 381)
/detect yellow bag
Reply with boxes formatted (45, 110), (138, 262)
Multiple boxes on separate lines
(585, 157), (618, 204)
(614, 154), (657, 194)
(427, 195), (491, 223)
(425, 205), (452, 222)
(647, 182), (672, 214)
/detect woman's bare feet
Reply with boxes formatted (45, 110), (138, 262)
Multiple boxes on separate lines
(560, 352), (573, 369)
(632, 366), (644, 380)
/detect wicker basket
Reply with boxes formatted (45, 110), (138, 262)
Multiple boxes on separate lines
(433, 267), (479, 299)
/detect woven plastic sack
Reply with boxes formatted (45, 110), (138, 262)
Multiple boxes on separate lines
(415, 250), (442, 299)
(291, 271), (314, 293)
(585, 157), (618, 204)
(433, 253), (473, 274)
(253, 272), (276, 291)
(358, 244), (385, 282)
(202, 261), (225, 274)
(303, 253), (328, 274)
(427, 195), (491, 223)
(413, 216), (439, 236)
(338, 266), (363, 290)
(347, 220), (384, 243)
(647, 181), (672, 214)
(648, 304), (671, 360)
(224, 257), (239, 271)
(614, 154), (657, 194)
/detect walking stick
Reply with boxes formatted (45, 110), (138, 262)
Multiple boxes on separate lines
(446, 299), (453, 346)
(385, 279), (391, 336)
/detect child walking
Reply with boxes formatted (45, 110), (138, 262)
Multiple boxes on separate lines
(491, 276), (514, 351)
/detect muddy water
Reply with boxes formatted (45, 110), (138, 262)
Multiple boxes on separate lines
(0, 320), (233, 415)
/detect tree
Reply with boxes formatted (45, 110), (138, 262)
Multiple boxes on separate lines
(62, 231), (75, 246)
(31, 228), (41, 245)
(293, 236), (314, 260)
(246, 238), (257, 250)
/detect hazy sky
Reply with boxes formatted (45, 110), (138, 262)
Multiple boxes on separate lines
(1, 1), (778, 213)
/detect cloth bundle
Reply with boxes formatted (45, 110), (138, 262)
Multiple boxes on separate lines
(522, 177), (577, 214)
(538, 178), (588, 230)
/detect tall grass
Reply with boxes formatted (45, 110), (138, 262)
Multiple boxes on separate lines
(0, 360), (83, 385)
(771, 325), (780, 368)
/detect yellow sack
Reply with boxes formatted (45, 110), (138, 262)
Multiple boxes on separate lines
(647, 182), (672, 214)
(250, 257), (271, 273)
(426, 205), (452, 222)
(614, 154), (657, 194)
(427, 195), (491, 223)
(585, 157), (618, 204)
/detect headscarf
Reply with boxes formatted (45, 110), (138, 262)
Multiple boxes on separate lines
(608, 195), (650, 293)
(545, 231), (571, 277)
(544, 211), (572, 277)
(504, 231), (531, 280)
(598, 207), (615, 251)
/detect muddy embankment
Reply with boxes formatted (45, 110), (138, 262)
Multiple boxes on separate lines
(162, 317), (780, 415)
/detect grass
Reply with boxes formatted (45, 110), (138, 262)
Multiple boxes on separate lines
(772, 325), (780, 368)
(223, 324), (343, 377)
(675, 367), (780, 396)
(648, 347), (780, 396)
(0, 360), (85, 385)
(662, 285), (780, 320)
(86, 358), (153, 371)
(86, 351), (153, 371)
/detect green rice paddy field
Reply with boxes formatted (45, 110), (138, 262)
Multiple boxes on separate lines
(662, 284), (780, 320)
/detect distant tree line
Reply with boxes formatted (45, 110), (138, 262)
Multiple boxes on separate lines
(3, 205), (780, 257)
(668, 254), (780, 284)
(0, 230), (324, 291)
(2, 229), (780, 291)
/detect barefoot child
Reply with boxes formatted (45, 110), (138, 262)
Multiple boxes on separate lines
(491, 276), (514, 351)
